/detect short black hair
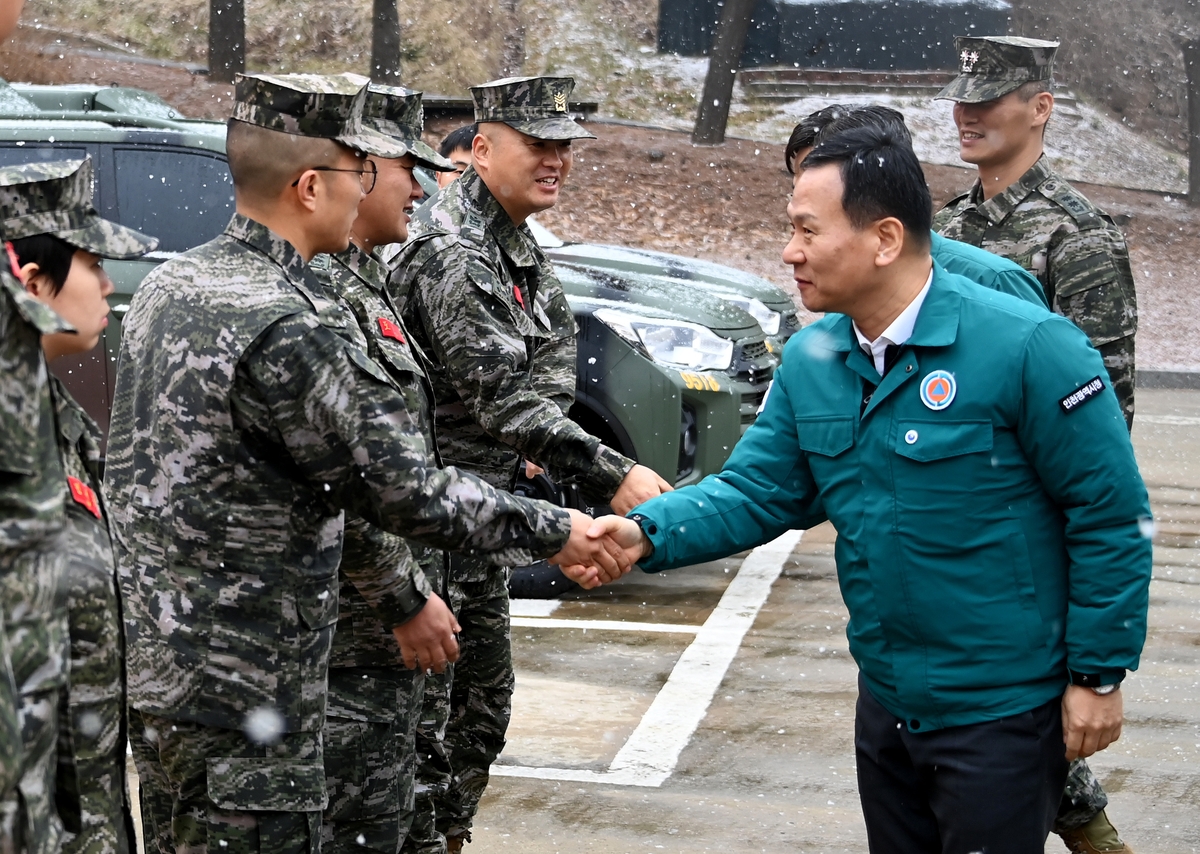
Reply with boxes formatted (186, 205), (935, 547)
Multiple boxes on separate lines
(439, 124), (477, 157)
(785, 105), (852, 175)
(818, 106), (912, 148)
(786, 105), (917, 175)
(799, 125), (932, 250)
(9, 233), (75, 296)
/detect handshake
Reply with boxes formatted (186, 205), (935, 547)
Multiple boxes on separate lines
(550, 461), (670, 588)
(393, 463), (667, 673)
(551, 510), (652, 589)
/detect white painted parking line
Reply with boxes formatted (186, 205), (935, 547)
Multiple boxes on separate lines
(510, 617), (700, 634)
(509, 599), (562, 617)
(1139, 414), (1200, 426)
(494, 529), (803, 788)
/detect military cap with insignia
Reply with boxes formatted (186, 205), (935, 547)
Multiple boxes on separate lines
(0, 157), (157, 258)
(935, 35), (1059, 104)
(363, 84), (455, 172)
(471, 75), (596, 141)
(231, 71), (410, 158)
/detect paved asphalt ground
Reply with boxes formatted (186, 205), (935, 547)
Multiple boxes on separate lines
(466, 388), (1200, 854)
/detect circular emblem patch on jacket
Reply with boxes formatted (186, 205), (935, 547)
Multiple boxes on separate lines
(919, 370), (957, 411)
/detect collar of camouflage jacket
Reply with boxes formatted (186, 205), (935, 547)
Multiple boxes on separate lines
(224, 213), (313, 286)
(335, 242), (389, 293)
(1, 266), (74, 334)
(967, 154), (1054, 227)
(49, 374), (101, 467)
(457, 167), (542, 269)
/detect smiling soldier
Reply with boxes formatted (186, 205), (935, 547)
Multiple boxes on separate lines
(385, 76), (673, 853)
(933, 37), (1138, 437)
(106, 71), (628, 854)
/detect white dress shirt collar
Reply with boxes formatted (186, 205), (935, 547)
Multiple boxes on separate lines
(853, 269), (934, 376)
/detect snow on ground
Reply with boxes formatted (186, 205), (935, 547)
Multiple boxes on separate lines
(521, 2), (1187, 195)
(733, 89), (1189, 194)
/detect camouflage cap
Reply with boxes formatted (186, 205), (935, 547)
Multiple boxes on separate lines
(935, 36), (1059, 103)
(0, 158), (156, 259)
(232, 72), (410, 158)
(363, 85), (455, 172)
(471, 76), (596, 141)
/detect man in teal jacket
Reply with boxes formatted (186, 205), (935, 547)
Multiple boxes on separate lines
(785, 104), (1048, 310)
(599, 125), (1152, 852)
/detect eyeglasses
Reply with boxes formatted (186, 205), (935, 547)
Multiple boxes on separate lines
(292, 159), (377, 194)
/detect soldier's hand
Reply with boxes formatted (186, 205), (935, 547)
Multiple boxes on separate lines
(610, 465), (674, 515)
(559, 563), (603, 589)
(548, 509), (631, 583)
(1062, 684), (1123, 760)
(588, 515), (653, 567)
(392, 593), (461, 673)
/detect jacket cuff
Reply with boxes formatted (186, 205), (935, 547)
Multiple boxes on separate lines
(586, 444), (637, 502)
(371, 568), (433, 628)
(1067, 669), (1126, 688)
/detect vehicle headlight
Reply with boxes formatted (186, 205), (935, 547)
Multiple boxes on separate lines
(722, 296), (781, 336)
(593, 308), (734, 372)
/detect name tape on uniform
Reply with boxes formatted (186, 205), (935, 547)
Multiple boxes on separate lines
(1060, 376), (1105, 414)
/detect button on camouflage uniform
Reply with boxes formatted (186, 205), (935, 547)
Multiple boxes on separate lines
(106, 73), (574, 854)
(385, 76), (634, 851)
(933, 34), (1127, 836)
(934, 36), (1138, 430)
(308, 84), (463, 854)
(0, 157), (158, 854)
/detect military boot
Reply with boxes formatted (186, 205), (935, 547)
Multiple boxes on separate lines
(446, 831), (470, 854)
(1058, 810), (1134, 853)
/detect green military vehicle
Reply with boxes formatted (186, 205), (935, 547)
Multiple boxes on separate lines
(0, 80), (798, 594)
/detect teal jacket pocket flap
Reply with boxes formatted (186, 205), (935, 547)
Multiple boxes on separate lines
(796, 417), (856, 458)
(894, 420), (993, 462)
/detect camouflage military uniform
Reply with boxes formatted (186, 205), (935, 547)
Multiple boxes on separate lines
(1, 153), (158, 851)
(934, 156), (1137, 429)
(0, 265), (69, 853)
(311, 239), (452, 854)
(0, 155), (156, 854)
(50, 376), (135, 854)
(107, 207), (573, 851)
(933, 36), (1130, 835)
(386, 76), (632, 849)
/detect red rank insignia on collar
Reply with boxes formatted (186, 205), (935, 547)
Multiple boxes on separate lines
(378, 317), (406, 344)
(67, 476), (102, 519)
(513, 285), (526, 309)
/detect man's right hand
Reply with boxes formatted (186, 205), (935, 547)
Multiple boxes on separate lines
(391, 593), (461, 673)
(588, 515), (652, 567)
(548, 508), (632, 584)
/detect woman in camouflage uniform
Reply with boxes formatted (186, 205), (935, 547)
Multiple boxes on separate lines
(7, 157), (156, 854)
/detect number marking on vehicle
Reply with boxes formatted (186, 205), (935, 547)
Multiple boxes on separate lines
(679, 371), (722, 392)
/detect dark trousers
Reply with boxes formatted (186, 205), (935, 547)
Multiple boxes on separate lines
(855, 677), (1068, 854)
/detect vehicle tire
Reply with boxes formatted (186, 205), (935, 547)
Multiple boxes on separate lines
(508, 560), (579, 599)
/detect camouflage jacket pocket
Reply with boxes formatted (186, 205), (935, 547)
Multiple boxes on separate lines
(464, 254), (543, 340)
(295, 576), (339, 631)
(344, 343), (397, 390)
(206, 756), (328, 811)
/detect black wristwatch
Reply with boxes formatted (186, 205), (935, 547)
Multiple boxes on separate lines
(1069, 670), (1125, 696)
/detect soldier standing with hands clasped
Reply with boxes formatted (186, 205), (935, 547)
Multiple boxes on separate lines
(934, 36), (1139, 853)
(106, 72), (629, 853)
(386, 76), (672, 853)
